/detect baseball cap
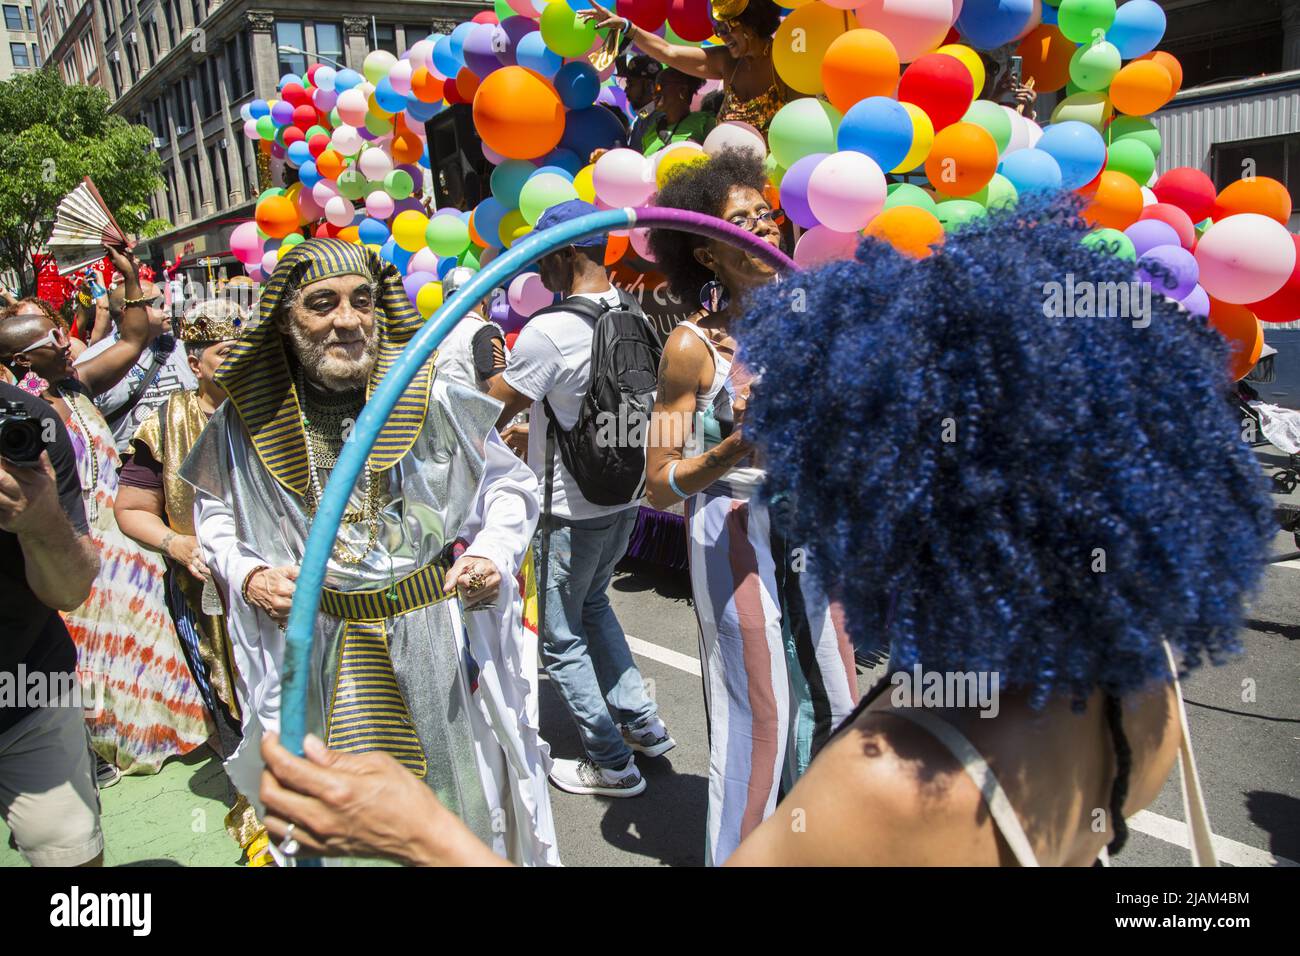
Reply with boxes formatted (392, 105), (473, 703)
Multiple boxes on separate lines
(617, 54), (662, 80)
(535, 199), (607, 250)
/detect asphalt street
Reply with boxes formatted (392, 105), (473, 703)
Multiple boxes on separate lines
(542, 543), (1300, 868)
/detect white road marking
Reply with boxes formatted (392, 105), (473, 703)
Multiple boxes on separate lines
(626, 635), (1296, 868)
(1269, 559), (1300, 571)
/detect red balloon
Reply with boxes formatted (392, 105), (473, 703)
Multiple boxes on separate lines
(1152, 167), (1217, 224)
(305, 63), (321, 87)
(667, 0), (713, 42)
(308, 133), (331, 158)
(619, 0), (669, 31)
(282, 125), (306, 147)
(280, 82), (309, 107)
(292, 103), (317, 130)
(898, 53), (975, 132)
(1248, 234), (1300, 324)
(471, 11), (498, 23)
(1139, 203), (1196, 251)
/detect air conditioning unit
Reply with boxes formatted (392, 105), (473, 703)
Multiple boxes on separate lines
(217, 138), (228, 149)
(177, 124), (191, 135)
(151, 136), (166, 148)
(109, 49), (120, 62)
(126, 31), (137, 44)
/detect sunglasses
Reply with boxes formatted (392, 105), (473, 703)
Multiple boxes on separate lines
(729, 208), (785, 232)
(17, 326), (69, 354)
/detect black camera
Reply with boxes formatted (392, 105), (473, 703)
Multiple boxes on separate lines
(0, 401), (47, 466)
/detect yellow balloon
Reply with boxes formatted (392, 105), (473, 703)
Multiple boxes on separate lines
(509, 224), (532, 247)
(392, 211), (430, 252)
(772, 3), (850, 95)
(935, 44), (985, 98)
(368, 92), (394, 119)
(895, 102), (934, 173)
(656, 146), (707, 189)
(574, 164), (596, 204)
(416, 281), (444, 318)
(276, 243), (295, 261)
(498, 209), (527, 248)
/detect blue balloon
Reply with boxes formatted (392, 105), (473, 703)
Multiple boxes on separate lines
(436, 255), (458, 280)
(388, 241), (414, 273)
(554, 61), (601, 110)
(449, 22), (475, 60)
(404, 95), (442, 123)
(955, 0), (1037, 52)
(432, 35), (463, 78)
(532, 164), (576, 182)
(1041, 2), (1057, 26)
(374, 77), (407, 114)
(495, 17), (535, 68)
(333, 68), (364, 92)
(380, 237), (400, 264)
(473, 197), (509, 250)
(419, 143), (431, 168)
(279, 73), (301, 89)
(1107, 0), (1166, 60)
(297, 159), (321, 187)
(492, 159), (535, 206)
(249, 99), (271, 119)
(999, 148), (1063, 194)
(516, 31), (562, 76)
(838, 97), (913, 173)
(537, 147), (584, 176)
(559, 106), (627, 162)
(286, 140), (313, 167)
(1036, 121), (1107, 190)
(358, 217), (390, 246)
(463, 22), (503, 78)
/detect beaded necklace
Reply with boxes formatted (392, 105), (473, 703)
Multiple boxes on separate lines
(61, 389), (100, 522)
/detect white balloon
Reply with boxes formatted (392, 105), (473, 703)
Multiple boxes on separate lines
(324, 196), (356, 227)
(702, 121), (767, 161)
(358, 147), (393, 180)
(1024, 118), (1044, 148)
(1001, 105), (1029, 156)
(1140, 186), (1158, 207)
(331, 125), (363, 155)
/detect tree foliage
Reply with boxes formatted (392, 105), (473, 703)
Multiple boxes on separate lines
(0, 68), (168, 293)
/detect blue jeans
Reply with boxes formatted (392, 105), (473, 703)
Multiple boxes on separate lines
(537, 508), (658, 769)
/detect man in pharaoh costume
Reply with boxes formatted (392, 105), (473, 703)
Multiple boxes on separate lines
(180, 238), (559, 865)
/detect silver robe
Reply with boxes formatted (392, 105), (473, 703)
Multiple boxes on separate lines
(181, 379), (559, 865)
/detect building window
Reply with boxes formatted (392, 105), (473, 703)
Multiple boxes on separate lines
(4, 6), (22, 31)
(218, 140), (232, 199)
(197, 57), (213, 115)
(275, 19), (305, 77)
(63, 53), (77, 82)
(100, 0), (113, 35)
(314, 21), (343, 67)
(164, 167), (176, 220)
(153, 97), (164, 134)
(10, 41), (29, 68)
(190, 0), (202, 27)
(108, 54), (121, 95)
(30, 42), (38, 66)
(79, 31), (94, 73)
(374, 22), (397, 56)
(53, 0), (64, 31)
(1162, 24), (1282, 91)
(207, 143), (223, 208)
(143, 17), (155, 62)
(1212, 135), (1300, 213)
(124, 37), (137, 80)
(161, 0), (173, 45)
(118, 0), (128, 17)
(403, 24), (430, 50)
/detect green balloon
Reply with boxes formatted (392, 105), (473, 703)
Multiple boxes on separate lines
(328, 108), (342, 129)
(964, 100), (1012, 153)
(255, 115), (277, 140)
(493, 0), (513, 22)
(1107, 116), (1162, 160)
(304, 124), (329, 142)
(336, 169), (368, 200)
(1069, 40), (1121, 92)
(364, 111), (393, 137)
(384, 169), (415, 200)
(460, 246), (482, 270)
(1051, 91), (1113, 131)
(764, 153), (786, 187)
(1105, 139), (1156, 187)
(258, 187), (286, 202)
(768, 99), (842, 170)
(540, 3), (596, 58)
(519, 173), (579, 225)
(281, 233), (306, 248)
(426, 214), (470, 258)
(969, 174), (1018, 211)
(1082, 228), (1136, 262)
(1057, 0), (1117, 44)
(885, 182), (938, 215)
(935, 199), (985, 230)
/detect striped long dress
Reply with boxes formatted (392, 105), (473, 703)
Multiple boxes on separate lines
(60, 388), (213, 773)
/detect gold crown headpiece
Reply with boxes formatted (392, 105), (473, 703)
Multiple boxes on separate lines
(711, 0), (748, 22)
(180, 299), (249, 345)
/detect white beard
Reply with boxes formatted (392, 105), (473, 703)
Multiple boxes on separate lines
(284, 319), (379, 392)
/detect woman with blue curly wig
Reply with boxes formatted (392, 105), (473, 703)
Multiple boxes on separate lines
(254, 197), (1274, 867)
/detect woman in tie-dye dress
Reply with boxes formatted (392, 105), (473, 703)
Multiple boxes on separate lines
(645, 151), (860, 865)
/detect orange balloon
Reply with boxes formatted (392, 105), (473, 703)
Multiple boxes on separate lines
(1208, 298), (1264, 381)
(1016, 24), (1074, 94)
(255, 195), (300, 239)
(821, 29), (900, 113)
(472, 66), (566, 161)
(863, 206), (944, 259)
(456, 67), (481, 103)
(604, 233), (630, 266)
(1084, 171), (1144, 231)
(336, 225), (360, 244)
(924, 122), (998, 198)
(392, 130), (424, 164)
(1215, 177), (1293, 225)
(411, 67), (444, 103)
(316, 149), (344, 180)
(1109, 61), (1174, 116)
(1137, 51), (1183, 95)
(467, 210), (487, 249)
(763, 182), (781, 210)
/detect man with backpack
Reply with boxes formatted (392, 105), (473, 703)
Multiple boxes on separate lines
(487, 199), (675, 798)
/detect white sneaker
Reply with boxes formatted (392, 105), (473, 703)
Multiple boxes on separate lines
(621, 718), (677, 758)
(548, 756), (646, 797)
(94, 754), (120, 789)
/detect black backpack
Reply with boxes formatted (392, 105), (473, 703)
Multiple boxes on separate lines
(532, 288), (663, 508)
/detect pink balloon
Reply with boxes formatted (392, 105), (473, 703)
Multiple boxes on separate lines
(243, 118), (260, 140)
(806, 152), (887, 233)
(1196, 214), (1297, 305)
(794, 225), (860, 268)
(312, 180), (341, 206)
(388, 60), (414, 95)
(312, 88), (338, 112)
(324, 196), (356, 227)
(365, 191), (396, 218)
(630, 227), (655, 262)
(481, 141), (508, 165)
(295, 189), (324, 223)
(261, 250), (280, 274)
(230, 221), (264, 265)
(508, 272), (554, 317)
(507, 0), (543, 19)
(245, 264), (265, 282)
(409, 247), (439, 273)
(855, 0), (957, 63)
(593, 149), (654, 208)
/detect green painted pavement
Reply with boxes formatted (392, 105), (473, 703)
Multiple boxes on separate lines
(1, 749), (243, 868)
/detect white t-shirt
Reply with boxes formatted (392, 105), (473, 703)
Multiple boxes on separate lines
(433, 312), (493, 392)
(503, 287), (640, 520)
(75, 330), (197, 452)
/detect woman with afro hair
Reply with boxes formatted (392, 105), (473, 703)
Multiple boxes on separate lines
(255, 197), (1272, 867)
(644, 148), (860, 866)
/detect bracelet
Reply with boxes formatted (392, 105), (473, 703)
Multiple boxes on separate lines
(667, 461), (688, 499)
(121, 294), (152, 307)
(241, 565), (270, 606)
(76, 291), (93, 307)
(160, 530), (178, 556)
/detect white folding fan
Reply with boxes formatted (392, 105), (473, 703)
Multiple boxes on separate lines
(45, 177), (131, 275)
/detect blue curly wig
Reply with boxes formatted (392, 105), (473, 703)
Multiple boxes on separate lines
(737, 197), (1275, 705)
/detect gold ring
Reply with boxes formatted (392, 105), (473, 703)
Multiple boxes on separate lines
(465, 570), (488, 592)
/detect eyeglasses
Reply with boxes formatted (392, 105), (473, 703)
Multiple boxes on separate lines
(713, 20), (737, 37)
(728, 208), (785, 232)
(17, 326), (69, 354)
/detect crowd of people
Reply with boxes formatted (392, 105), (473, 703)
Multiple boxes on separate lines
(0, 13), (1270, 870)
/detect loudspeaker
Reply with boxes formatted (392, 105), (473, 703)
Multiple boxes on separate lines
(423, 104), (491, 210)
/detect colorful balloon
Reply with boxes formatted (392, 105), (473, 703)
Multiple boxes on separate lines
(925, 122), (998, 198)
(1196, 214), (1297, 305)
(898, 53), (975, 132)
(821, 29), (901, 113)
(473, 66), (567, 160)
(807, 151), (888, 233)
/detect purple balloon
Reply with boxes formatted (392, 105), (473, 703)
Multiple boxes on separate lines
(489, 298), (510, 324)
(393, 197), (425, 215)
(463, 22), (501, 78)
(271, 100), (295, 125)
(495, 16), (535, 67)
(500, 306), (529, 334)
(403, 270), (437, 304)
(1124, 219), (1180, 258)
(1181, 284), (1210, 318)
(1139, 244), (1200, 301)
(781, 153), (829, 230)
